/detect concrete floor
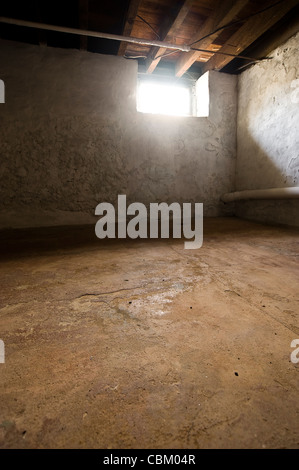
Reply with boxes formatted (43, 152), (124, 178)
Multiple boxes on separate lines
(0, 217), (298, 449)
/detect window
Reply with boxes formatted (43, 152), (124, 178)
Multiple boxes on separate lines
(137, 72), (209, 118)
(137, 78), (193, 117)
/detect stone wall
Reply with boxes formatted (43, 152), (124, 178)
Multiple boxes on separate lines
(236, 32), (299, 227)
(0, 40), (237, 229)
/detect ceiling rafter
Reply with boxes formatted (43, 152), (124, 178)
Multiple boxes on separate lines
(202, 0), (299, 73)
(0, 0), (297, 76)
(175, 0), (249, 77)
(118, 0), (142, 57)
(145, 0), (194, 74)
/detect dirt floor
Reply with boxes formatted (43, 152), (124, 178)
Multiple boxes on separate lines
(0, 217), (298, 449)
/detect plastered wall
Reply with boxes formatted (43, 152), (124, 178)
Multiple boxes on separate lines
(236, 32), (299, 227)
(0, 40), (237, 229)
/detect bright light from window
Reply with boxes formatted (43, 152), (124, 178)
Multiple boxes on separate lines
(137, 81), (191, 116)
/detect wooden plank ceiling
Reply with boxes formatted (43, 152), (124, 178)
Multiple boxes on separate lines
(122, 0), (299, 75)
(0, 0), (298, 76)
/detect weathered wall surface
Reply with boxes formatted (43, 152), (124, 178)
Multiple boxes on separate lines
(236, 32), (299, 226)
(0, 40), (237, 229)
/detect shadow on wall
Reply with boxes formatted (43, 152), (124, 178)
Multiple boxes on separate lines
(236, 127), (299, 190)
(235, 199), (299, 227)
(236, 78), (299, 189)
(234, 108), (299, 227)
(234, 35), (299, 227)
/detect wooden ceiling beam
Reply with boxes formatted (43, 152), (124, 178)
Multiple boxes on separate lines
(118, 0), (142, 57)
(145, 0), (194, 73)
(78, 0), (89, 50)
(175, 0), (249, 77)
(202, 0), (299, 73)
